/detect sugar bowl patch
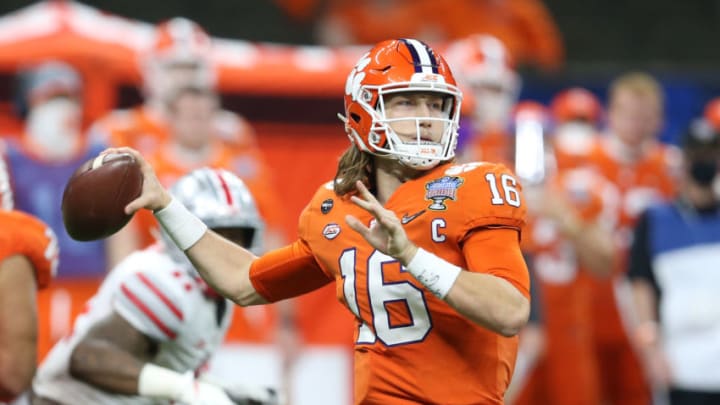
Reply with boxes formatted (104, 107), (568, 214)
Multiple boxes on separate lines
(425, 176), (464, 210)
(322, 223), (341, 240)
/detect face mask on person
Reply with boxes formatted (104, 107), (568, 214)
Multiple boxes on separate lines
(25, 97), (82, 161)
(689, 159), (718, 186)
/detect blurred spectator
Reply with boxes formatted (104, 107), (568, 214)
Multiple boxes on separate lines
(628, 120), (720, 404)
(0, 161), (59, 402)
(1, 61), (108, 278)
(445, 34), (520, 164)
(549, 86), (604, 170)
(584, 72), (679, 405)
(315, 0), (564, 71)
(91, 17), (288, 265)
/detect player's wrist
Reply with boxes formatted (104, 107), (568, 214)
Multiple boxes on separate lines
(139, 364), (232, 404)
(137, 363), (190, 400)
(154, 197), (208, 250)
(404, 248), (462, 299)
(397, 244), (419, 267)
(153, 191), (173, 213)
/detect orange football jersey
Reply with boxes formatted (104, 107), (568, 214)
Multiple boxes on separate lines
(585, 138), (678, 340)
(0, 210), (58, 289)
(252, 161), (528, 404)
(587, 138), (678, 248)
(517, 169), (618, 405)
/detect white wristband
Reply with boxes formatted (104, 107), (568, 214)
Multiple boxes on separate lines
(405, 248), (462, 299)
(138, 363), (188, 400)
(154, 197), (208, 250)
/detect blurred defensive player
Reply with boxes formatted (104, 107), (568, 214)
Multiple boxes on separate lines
(31, 168), (278, 405)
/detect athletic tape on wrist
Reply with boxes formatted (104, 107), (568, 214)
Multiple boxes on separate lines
(138, 363), (187, 400)
(405, 248), (461, 299)
(154, 197), (208, 250)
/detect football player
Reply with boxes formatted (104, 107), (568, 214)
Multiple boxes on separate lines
(90, 18), (287, 266)
(584, 72), (678, 404)
(0, 156), (59, 401)
(444, 34), (520, 164)
(31, 168), (278, 405)
(108, 38), (530, 404)
(549, 86), (604, 171)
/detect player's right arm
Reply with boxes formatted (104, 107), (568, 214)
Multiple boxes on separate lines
(109, 147), (332, 306)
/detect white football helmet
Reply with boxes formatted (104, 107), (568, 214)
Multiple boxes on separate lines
(160, 168), (265, 266)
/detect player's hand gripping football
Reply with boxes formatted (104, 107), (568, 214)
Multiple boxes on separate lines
(346, 180), (418, 265)
(100, 147), (172, 214)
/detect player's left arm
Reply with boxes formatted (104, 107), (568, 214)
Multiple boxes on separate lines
(0, 255), (39, 401)
(446, 227), (530, 337)
(346, 180), (529, 337)
(69, 312), (157, 394)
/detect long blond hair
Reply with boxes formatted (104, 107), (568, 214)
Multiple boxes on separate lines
(333, 145), (374, 196)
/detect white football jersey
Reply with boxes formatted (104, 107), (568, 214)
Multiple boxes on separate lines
(33, 244), (233, 404)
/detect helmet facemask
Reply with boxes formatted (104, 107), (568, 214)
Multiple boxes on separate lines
(359, 82), (462, 170)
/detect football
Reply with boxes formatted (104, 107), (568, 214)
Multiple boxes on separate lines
(62, 152), (143, 241)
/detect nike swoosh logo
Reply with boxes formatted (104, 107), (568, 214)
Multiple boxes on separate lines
(401, 209), (426, 225)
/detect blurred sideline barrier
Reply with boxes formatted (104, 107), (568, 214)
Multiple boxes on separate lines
(0, 1), (355, 126)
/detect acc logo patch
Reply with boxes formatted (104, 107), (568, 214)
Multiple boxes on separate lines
(322, 223), (341, 240)
(321, 198), (334, 214)
(425, 176), (464, 210)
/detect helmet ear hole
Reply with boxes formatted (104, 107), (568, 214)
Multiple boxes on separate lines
(350, 112), (361, 123)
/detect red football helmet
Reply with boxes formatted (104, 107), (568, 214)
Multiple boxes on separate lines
(550, 87), (602, 158)
(143, 18), (215, 101)
(341, 39), (463, 169)
(550, 87), (603, 126)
